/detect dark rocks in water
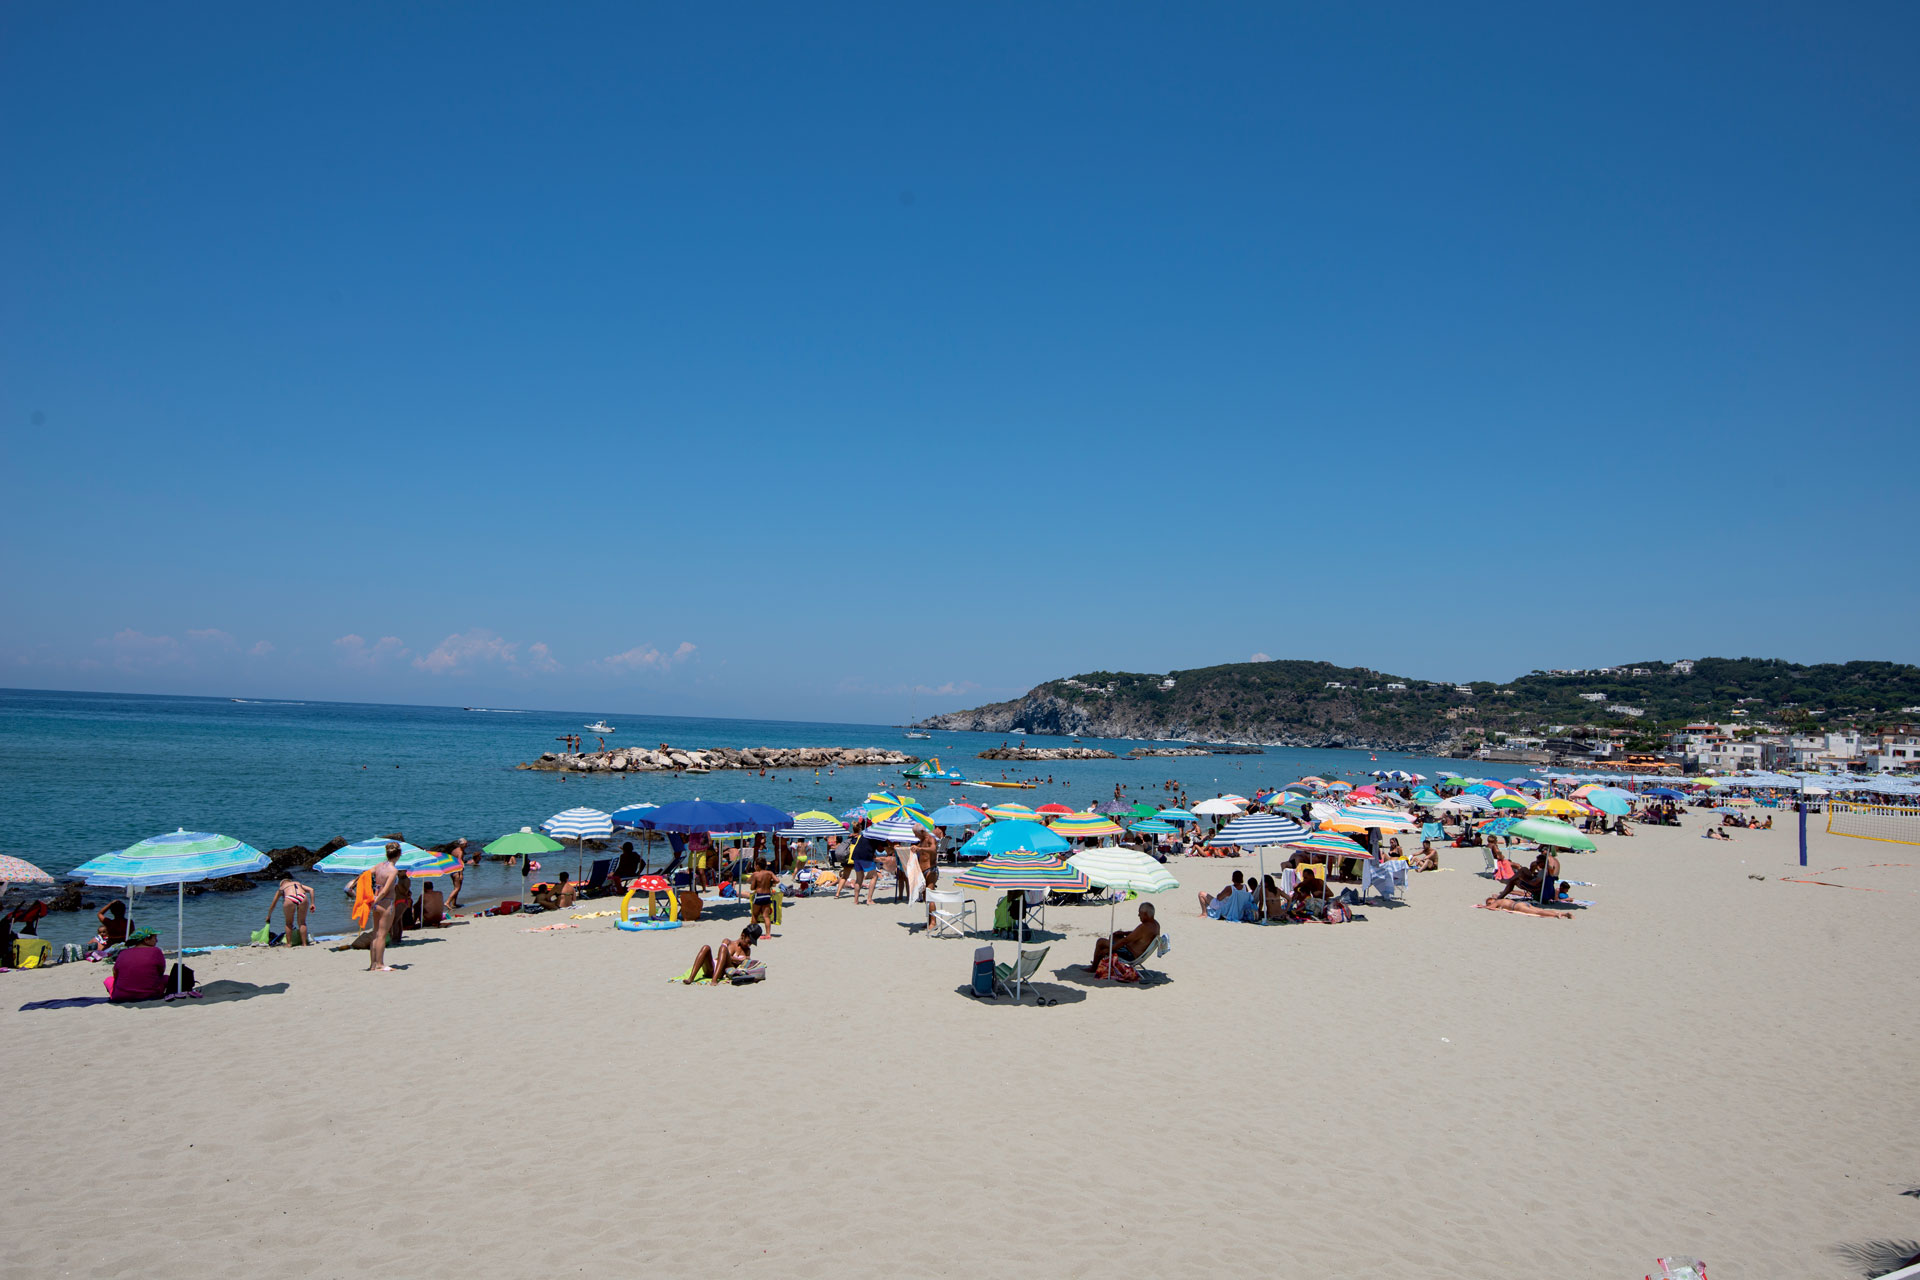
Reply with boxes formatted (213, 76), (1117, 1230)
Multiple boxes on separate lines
(42, 883), (89, 913)
(976, 747), (1116, 761)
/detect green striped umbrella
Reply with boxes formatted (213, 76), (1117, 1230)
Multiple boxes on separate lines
(1504, 818), (1597, 851)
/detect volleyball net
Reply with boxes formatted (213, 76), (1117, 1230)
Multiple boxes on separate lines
(1826, 801), (1920, 847)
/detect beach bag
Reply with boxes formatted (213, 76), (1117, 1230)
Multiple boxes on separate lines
(971, 947), (994, 997)
(12, 937), (50, 968)
(166, 963), (196, 993)
(1325, 901), (1353, 924)
(250, 923), (272, 946)
(729, 960), (766, 985)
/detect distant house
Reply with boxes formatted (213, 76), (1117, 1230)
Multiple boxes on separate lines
(1671, 659), (1696, 674)
(1580, 692), (1606, 702)
(1158, 678), (1175, 690)
(1385, 682), (1406, 691)
(1454, 685), (1474, 696)
(1606, 705), (1645, 718)
(1325, 681), (1344, 689)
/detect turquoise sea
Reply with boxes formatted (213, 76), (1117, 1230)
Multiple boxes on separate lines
(1, 688), (1475, 948)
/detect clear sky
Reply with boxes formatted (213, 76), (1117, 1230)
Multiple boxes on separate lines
(3, 3), (1916, 723)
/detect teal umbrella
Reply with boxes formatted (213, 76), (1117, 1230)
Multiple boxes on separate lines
(69, 830), (269, 995)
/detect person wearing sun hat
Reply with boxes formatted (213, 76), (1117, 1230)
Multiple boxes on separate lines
(104, 929), (167, 1002)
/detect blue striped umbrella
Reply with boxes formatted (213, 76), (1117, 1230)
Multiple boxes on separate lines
(1154, 808), (1196, 823)
(1128, 819), (1177, 834)
(69, 830), (269, 995)
(777, 816), (848, 838)
(543, 807), (615, 880)
(862, 817), (922, 843)
(1210, 813), (1309, 848)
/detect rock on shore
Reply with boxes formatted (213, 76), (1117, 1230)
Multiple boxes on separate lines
(520, 745), (917, 774)
(1128, 747), (1212, 757)
(975, 747), (1117, 761)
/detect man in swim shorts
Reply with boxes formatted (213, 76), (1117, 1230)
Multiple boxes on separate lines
(748, 858), (777, 933)
(1091, 902), (1158, 971)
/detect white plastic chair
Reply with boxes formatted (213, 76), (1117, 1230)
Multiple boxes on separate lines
(926, 889), (975, 939)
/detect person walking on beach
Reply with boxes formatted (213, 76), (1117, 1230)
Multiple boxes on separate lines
(447, 837), (468, 908)
(367, 842), (401, 972)
(748, 859), (777, 933)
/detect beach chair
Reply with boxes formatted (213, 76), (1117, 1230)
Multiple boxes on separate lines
(1481, 845), (1502, 876)
(1020, 890), (1046, 935)
(992, 945), (1050, 1000)
(1131, 933), (1169, 985)
(581, 859), (612, 896)
(926, 889), (975, 939)
(1360, 860), (1399, 904)
(1421, 822), (1444, 842)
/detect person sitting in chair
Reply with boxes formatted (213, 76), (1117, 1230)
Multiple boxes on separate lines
(1290, 867), (1334, 917)
(1090, 902), (1159, 971)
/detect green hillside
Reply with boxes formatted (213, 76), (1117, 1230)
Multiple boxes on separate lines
(916, 657), (1920, 749)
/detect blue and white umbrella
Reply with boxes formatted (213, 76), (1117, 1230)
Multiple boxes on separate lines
(861, 817), (922, 843)
(542, 807), (615, 879)
(69, 830), (270, 995)
(314, 838), (451, 875)
(611, 803), (660, 828)
(1209, 813), (1310, 849)
(778, 816), (849, 838)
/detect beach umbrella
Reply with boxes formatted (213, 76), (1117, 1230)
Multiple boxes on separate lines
(958, 820), (1070, 858)
(778, 816), (849, 837)
(1218, 794), (1249, 805)
(1441, 794), (1496, 814)
(315, 838), (451, 875)
(1126, 801), (1160, 818)
(628, 800), (764, 833)
(1191, 798), (1243, 816)
(1153, 807), (1196, 823)
(1286, 831), (1369, 858)
(1128, 819), (1177, 835)
(1526, 798), (1583, 817)
(983, 803), (1037, 821)
(864, 793), (935, 828)
(543, 807), (616, 880)
(1283, 782), (1317, 794)
(861, 817), (922, 844)
(1212, 813), (1310, 848)
(1411, 788), (1440, 804)
(610, 802), (660, 827)
(1050, 814), (1127, 841)
(1586, 789), (1633, 816)
(1645, 788), (1685, 800)
(928, 805), (986, 827)
(1320, 806), (1416, 833)
(0, 854), (54, 901)
(1034, 803), (1077, 818)
(1488, 793), (1530, 810)
(1504, 818), (1597, 851)
(69, 830), (269, 995)
(1719, 797), (1755, 808)
(728, 802), (796, 830)
(485, 828), (564, 860)
(1475, 815), (1523, 837)
(955, 852), (1090, 1002)
(1323, 782), (1352, 793)
(1069, 846), (1179, 962)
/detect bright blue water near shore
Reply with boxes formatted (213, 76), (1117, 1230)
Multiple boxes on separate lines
(1, 688), (1475, 948)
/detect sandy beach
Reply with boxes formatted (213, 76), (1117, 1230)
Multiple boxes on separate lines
(4, 815), (1915, 1279)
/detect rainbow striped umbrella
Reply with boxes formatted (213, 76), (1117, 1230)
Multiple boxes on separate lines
(1287, 831), (1370, 858)
(1489, 793), (1530, 810)
(1048, 814), (1125, 839)
(865, 794), (938, 830)
(955, 852), (1089, 1001)
(983, 802), (1037, 821)
(1320, 806), (1416, 832)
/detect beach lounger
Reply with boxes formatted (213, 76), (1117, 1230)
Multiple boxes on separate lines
(992, 945), (1050, 1000)
(1130, 933), (1169, 985)
(926, 889), (975, 939)
(1360, 860), (1400, 904)
(580, 859), (612, 896)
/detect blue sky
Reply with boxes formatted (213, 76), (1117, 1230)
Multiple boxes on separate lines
(3, 2), (1916, 723)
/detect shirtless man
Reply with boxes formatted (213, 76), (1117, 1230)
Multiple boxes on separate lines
(685, 923), (761, 985)
(367, 842), (401, 972)
(747, 859), (778, 933)
(1090, 902), (1159, 971)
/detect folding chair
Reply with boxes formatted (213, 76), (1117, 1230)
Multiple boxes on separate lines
(926, 889), (975, 939)
(992, 945), (1050, 1000)
(1481, 845), (1502, 876)
(1131, 933), (1169, 985)
(1019, 889), (1046, 935)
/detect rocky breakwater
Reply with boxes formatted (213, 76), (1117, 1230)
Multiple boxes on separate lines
(1128, 747), (1212, 757)
(976, 747), (1117, 761)
(520, 744), (918, 773)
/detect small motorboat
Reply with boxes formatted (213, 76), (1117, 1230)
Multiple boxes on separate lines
(585, 721), (615, 734)
(903, 730), (932, 740)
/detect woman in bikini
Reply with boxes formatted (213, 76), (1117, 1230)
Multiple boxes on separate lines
(265, 877), (314, 946)
(684, 923), (761, 984)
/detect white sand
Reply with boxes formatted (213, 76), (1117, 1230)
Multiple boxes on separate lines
(3, 817), (1916, 1278)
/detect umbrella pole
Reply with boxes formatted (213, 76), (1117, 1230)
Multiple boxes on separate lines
(174, 881), (184, 995)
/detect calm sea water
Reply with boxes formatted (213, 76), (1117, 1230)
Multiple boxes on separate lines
(0, 688), (1475, 948)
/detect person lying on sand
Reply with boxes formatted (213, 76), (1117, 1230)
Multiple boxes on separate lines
(1091, 902), (1159, 970)
(684, 924), (761, 985)
(1481, 898), (1573, 919)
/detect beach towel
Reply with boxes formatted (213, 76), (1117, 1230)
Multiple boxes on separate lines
(520, 923), (579, 933)
(570, 911), (617, 919)
(667, 967), (714, 985)
(1094, 955), (1140, 983)
(351, 869), (376, 928)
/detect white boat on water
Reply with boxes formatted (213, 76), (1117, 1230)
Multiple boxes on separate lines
(903, 730), (932, 740)
(585, 721), (615, 734)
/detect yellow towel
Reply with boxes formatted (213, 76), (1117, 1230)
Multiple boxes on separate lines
(570, 910), (617, 919)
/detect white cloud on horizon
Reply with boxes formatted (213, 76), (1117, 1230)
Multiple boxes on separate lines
(600, 640), (697, 673)
(414, 629), (517, 675)
(104, 629), (184, 672)
(1251, 652), (1272, 662)
(527, 641), (560, 673)
(249, 640), (275, 656)
(334, 634), (410, 669)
